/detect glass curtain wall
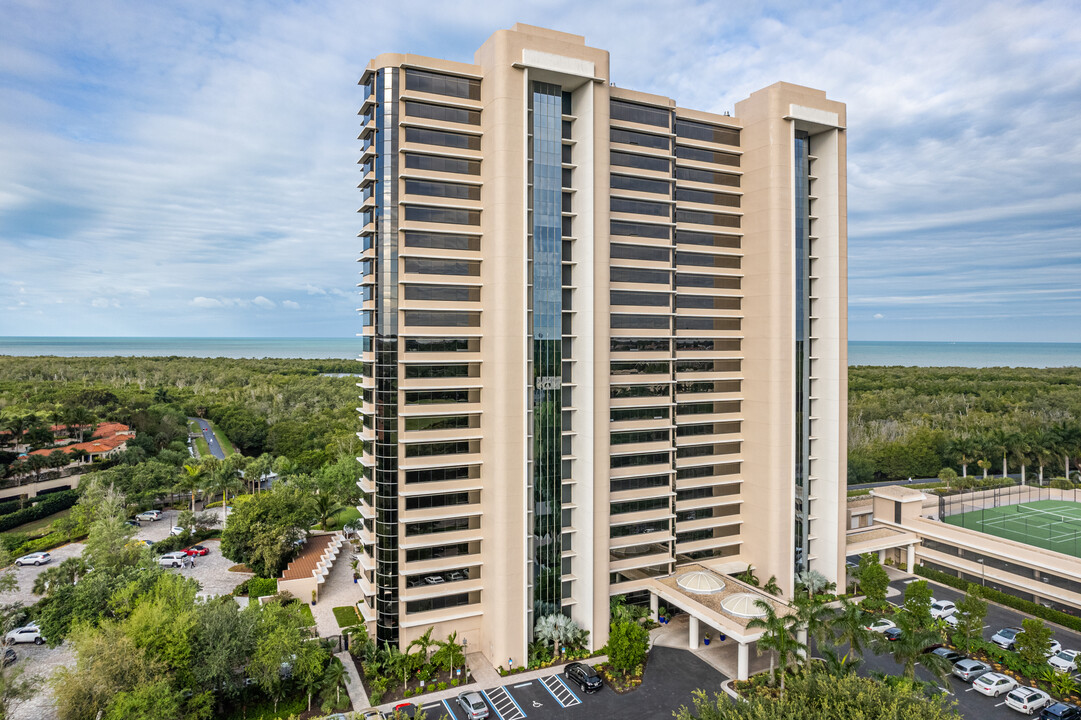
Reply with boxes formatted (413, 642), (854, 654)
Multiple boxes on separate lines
(528, 81), (564, 627)
(374, 68), (401, 644)
(793, 130), (811, 574)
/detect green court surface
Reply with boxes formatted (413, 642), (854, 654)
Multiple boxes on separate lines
(945, 500), (1081, 559)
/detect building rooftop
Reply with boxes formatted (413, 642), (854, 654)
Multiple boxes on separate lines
(281, 534), (338, 582)
(870, 485), (926, 503)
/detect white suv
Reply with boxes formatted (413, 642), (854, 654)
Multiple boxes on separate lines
(5, 623), (43, 645)
(14, 552), (50, 567)
(158, 552), (191, 569)
(1005, 686), (1051, 715)
(136, 510), (163, 521)
(929, 600), (956, 619)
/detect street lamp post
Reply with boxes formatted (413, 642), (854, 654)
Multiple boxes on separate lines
(977, 558), (985, 586)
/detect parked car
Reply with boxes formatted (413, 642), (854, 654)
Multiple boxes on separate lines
(926, 646), (965, 664)
(1049, 649), (1080, 672)
(357, 708), (383, 720)
(952, 658), (992, 682)
(1047, 640), (1064, 656)
(185, 545), (210, 557)
(456, 691), (489, 720)
(973, 672), (1019, 697)
(124, 519), (141, 528)
(865, 618), (896, 633)
(943, 613), (960, 628)
(169, 526), (187, 537)
(14, 552), (50, 567)
(5, 623), (43, 645)
(929, 600), (956, 619)
(1, 648), (15, 666)
(565, 661), (603, 693)
(447, 570), (467, 581)
(136, 510), (162, 521)
(1041, 703), (1081, 720)
(1006, 687), (1052, 715)
(391, 703), (418, 718)
(883, 627), (903, 642)
(423, 575), (445, 585)
(993, 627), (1023, 650)
(158, 552), (192, 569)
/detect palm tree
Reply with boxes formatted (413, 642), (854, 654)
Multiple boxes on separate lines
(873, 614), (952, 682)
(321, 658), (346, 707)
(977, 459), (991, 480)
(407, 627), (437, 664)
(431, 631), (465, 675)
(830, 598), (873, 659)
(208, 459), (244, 527)
(792, 594), (833, 672)
(746, 599), (804, 695)
(177, 462), (204, 512)
(65, 406), (94, 442)
(1034, 431), (1057, 485)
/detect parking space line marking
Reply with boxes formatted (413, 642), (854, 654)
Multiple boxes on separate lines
(995, 701), (1006, 707)
(553, 674), (582, 705)
(483, 687), (525, 720)
(481, 689), (506, 720)
(540, 676), (563, 705)
(514, 682), (532, 688)
(501, 684), (527, 718)
(442, 698), (459, 719)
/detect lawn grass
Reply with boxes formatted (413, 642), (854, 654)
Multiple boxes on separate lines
(207, 420), (237, 456)
(0, 508), (71, 538)
(333, 605), (359, 629)
(193, 435), (211, 458)
(317, 506), (360, 531)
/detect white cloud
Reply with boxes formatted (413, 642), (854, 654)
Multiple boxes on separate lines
(190, 297), (223, 309)
(873, 313), (884, 320)
(283, 300), (300, 309)
(252, 296), (275, 309)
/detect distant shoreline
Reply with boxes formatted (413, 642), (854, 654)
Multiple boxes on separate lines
(1, 337), (1080, 368)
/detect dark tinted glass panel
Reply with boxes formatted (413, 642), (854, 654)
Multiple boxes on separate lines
(611, 430), (669, 446)
(562, 144), (572, 163)
(404, 415), (472, 431)
(403, 258), (480, 276)
(674, 120), (740, 146)
(610, 243), (671, 263)
(610, 519), (670, 537)
(404, 363), (470, 379)
(402, 310), (480, 327)
(403, 285), (479, 302)
(403, 101), (480, 125)
(676, 210), (740, 228)
(611, 384), (669, 398)
(611, 290), (670, 307)
(611, 452), (670, 469)
(611, 221), (670, 240)
(610, 360), (670, 374)
(405, 517), (470, 535)
(405, 466), (471, 483)
(676, 273), (740, 289)
(611, 314), (669, 329)
(611, 267), (671, 285)
(675, 316), (739, 331)
(675, 145), (739, 166)
(676, 361), (741, 374)
(611, 151), (670, 173)
(611, 497), (670, 514)
(610, 100), (670, 128)
(404, 390), (471, 405)
(676, 294), (740, 309)
(403, 206), (480, 226)
(404, 441), (472, 458)
(562, 168), (572, 187)
(676, 166), (740, 187)
(610, 127), (670, 149)
(405, 179), (480, 200)
(562, 120), (572, 139)
(405, 492), (471, 510)
(404, 231), (479, 251)
(610, 406), (669, 422)
(676, 188), (740, 207)
(405, 543), (471, 562)
(404, 126), (481, 150)
(611, 174), (671, 195)
(610, 337), (670, 352)
(404, 337), (472, 353)
(611, 197), (670, 217)
(676, 252), (741, 269)
(406, 593), (472, 613)
(675, 338), (740, 352)
(403, 153), (480, 175)
(611, 475), (670, 492)
(675, 230), (740, 249)
(404, 69), (480, 100)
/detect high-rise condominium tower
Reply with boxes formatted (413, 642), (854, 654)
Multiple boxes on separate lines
(357, 24), (847, 666)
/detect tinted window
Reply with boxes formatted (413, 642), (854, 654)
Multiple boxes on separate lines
(611, 267), (671, 285)
(611, 314), (669, 329)
(611, 197), (671, 218)
(403, 231), (480, 251)
(404, 126), (481, 150)
(674, 119), (740, 146)
(676, 294), (740, 309)
(403, 285), (479, 302)
(611, 220), (671, 239)
(611, 290), (671, 307)
(404, 337), (472, 353)
(403, 153), (480, 175)
(404, 389), (472, 405)
(403, 364), (471, 379)
(676, 145), (739, 166)
(676, 316), (740, 330)
(676, 166), (740, 187)
(405, 179), (480, 200)
(611, 100), (670, 128)
(610, 128), (670, 149)
(677, 252), (741, 269)
(610, 337), (670, 352)
(403, 101), (480, 125)
(611, 151), (670, 173)
(611, 174), (671, 195)
(675, 338), (741, 352)
(402, 310), (480, 327)
(676, 209), (740, 228)
(611, 243), (671, 263)
(403, 257), (480, 276)
(404, 69), (480, 100)
(403, 205), (480, 226)
(675, 230), (741, 249)
(676, 188), (740, 207)
(676, 273), (740, 289)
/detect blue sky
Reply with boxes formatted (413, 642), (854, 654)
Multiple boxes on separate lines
(0, 0), (1078, 341)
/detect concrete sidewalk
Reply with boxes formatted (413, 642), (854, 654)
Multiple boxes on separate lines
(337, 650), (370, 711)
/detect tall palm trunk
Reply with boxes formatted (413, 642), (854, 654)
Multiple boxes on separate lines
(1002, 453), (1007, 480)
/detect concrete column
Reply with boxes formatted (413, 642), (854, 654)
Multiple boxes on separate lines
(907, 543), (915, 571)
(878, 549), (886, 563)
(689, 615), (699, 650)
(737, 642), (749, 681)
(650, 593), (659, 622)
(796, 628), (807, 659)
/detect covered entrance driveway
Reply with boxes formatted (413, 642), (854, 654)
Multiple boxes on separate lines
(636, 564), (793, 680)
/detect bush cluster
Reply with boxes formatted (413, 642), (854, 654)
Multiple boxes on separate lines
(915, 564), (1081, 634)
(232, 576), (279, 597)
(0, 489), (78, 532)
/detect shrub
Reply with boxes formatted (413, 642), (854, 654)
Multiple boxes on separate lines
(0, 489), (78, 532)
(608, 620), (649, 674)
(249, 577), (278, 597)
(450, 678), (459, 687)
(437, 682), (447, 691)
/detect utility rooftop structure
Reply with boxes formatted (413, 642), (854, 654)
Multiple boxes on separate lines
(356, 23), (847, 666)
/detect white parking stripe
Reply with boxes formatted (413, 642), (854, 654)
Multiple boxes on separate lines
(513, 682), (532, 688)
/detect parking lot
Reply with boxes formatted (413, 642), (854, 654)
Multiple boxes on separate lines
(389, 646), (725, 720)
(855, 575), (1081, 720)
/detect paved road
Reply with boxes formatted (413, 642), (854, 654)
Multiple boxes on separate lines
(189, 416), (225, 459)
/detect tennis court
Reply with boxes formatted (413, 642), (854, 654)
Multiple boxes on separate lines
(944, 500), (1081, 559)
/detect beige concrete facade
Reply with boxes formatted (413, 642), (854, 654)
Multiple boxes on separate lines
(357, 24), (847, 667)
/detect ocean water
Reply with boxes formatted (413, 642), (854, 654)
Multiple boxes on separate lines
(1, 337), (1080, 368)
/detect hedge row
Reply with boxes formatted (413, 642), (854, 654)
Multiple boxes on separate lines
(0, 490), (78, 532)
(232, 576), (278, 598)
(915, 563), (1081, 634)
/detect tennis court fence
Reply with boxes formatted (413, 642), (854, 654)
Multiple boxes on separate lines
(938, 483), (1081, 520)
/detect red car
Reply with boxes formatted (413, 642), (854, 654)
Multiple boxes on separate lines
(185, 545), (210, 557)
